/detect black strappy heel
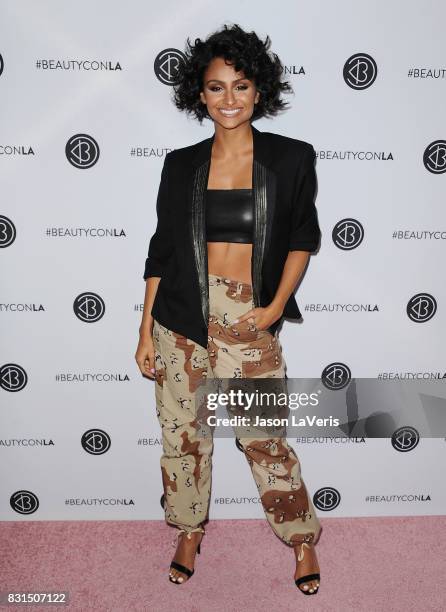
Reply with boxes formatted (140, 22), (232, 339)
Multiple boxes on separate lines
(169, 529), (203, 584)
(295, 572), (320, 594)
(294, 542), (320, 595)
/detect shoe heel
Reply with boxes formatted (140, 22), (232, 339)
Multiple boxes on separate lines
(197, 542), (201, 554)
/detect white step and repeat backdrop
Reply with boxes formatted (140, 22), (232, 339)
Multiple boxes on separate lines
(1, 0), (445, 521)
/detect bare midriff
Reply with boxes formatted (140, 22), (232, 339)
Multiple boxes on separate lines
(207, 242), (253, 284)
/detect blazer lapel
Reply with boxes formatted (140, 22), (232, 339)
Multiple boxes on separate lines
(188, 124), (275, 328)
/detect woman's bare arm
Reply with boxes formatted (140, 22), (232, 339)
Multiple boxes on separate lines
(135, 277), (161, 379)
(233, 250), (311, 329)
(139, 277), (161, 338)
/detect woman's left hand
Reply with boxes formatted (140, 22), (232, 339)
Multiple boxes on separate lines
(232, 303), (284, 331)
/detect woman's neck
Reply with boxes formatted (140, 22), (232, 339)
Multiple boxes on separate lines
(211, 121), (253, 160)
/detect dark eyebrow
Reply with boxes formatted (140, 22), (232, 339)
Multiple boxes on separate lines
(205, 78), (249, 85)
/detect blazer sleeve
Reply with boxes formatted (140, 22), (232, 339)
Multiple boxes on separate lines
(288, 144), (321, 252)
(143, 153), (174, 280)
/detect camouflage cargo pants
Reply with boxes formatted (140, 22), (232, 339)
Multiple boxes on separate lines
(152, 273), (322, 547)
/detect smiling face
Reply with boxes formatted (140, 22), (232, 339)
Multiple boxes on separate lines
(199, 56), (260, 129)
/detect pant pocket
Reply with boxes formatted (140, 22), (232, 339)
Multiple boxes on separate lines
(229, 318), (259, 342)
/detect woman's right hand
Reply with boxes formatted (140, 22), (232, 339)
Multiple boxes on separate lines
(135, 332), (156, 380)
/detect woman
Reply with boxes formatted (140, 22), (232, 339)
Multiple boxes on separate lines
(135, 24), (322, 594)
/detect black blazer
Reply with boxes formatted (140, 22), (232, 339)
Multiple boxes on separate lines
(143, 123), (321, 349)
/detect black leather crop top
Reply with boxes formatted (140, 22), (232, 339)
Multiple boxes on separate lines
(205, 188), (254, 243)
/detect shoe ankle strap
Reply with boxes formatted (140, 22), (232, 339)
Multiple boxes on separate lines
(179, 525), (205, 535)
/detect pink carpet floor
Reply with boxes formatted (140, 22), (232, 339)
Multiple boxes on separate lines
(1, 516), (445, 611)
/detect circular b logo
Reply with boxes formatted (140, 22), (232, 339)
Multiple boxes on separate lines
(0, 215), (16, 248)
(81, 429), (111, 455)
(423, 140), (446, 174)
(74, 292), (105, 323)
(66, 134), (100, 168)
(0, 363), (28, 392)
(321, 363), (351, 390)
(313, 487), (341, 511)
(154, 48), (187, 85)
(10, 490), (39, 515)
(343, 53), (377, 89)
(332, 218), (364, 250)
(391, 426), (420, 452)
(406, 293), (437, 323)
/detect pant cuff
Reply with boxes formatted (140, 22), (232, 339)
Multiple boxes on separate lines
(173, 525), (206, 535)
(286, 533), (316, 547)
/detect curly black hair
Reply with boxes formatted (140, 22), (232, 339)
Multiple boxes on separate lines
(172, 23), (293, 124)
